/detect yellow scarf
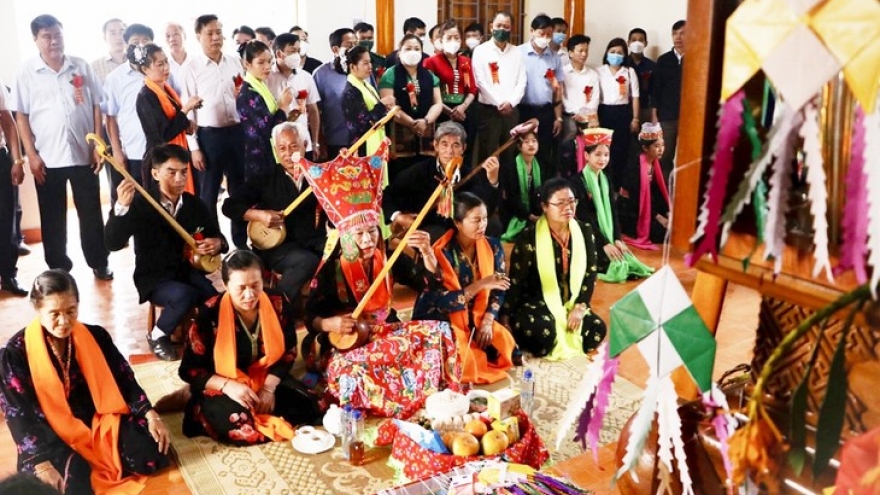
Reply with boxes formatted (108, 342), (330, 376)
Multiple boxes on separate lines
(346, 73), (386, 156)
(535, 217), (588, 361)
(243, 72), (279, 114)
(214, 292), (294, 441)
(25, 318), (146, 495)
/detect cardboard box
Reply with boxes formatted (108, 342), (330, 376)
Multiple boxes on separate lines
(487, 388), (520, 420)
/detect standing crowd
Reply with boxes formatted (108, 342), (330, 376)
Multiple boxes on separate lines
(0, 10), (685, 494)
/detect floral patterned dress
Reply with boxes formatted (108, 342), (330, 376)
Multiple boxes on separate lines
(179, 291), (321, 446)
(237, 80), (288, 179)
(305, 247), (461, 418)
(0, 324), (169, 494)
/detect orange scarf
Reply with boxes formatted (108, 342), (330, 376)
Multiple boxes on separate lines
(434, 230), (510, 384)
(144, 78), (195, 194)
(340, 251), (392, 315)
(25, 318), (146, 495)
(213, 293), (294, 441)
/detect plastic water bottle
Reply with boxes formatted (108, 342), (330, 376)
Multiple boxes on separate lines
(341, 404), (353, 459)
(520, 369), (536, 417)
(348, 410), (365, 466)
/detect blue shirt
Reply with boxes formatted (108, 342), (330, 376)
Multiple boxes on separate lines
(313, 61), (350, 147)
(518, 42), (562, 106)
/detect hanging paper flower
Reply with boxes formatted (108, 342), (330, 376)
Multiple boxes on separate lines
(70, 74), (84, 104)
(583, 85), (593, 101)
(616, 75), (627, 96)
(488, 62), (500, 85)
(544, 68), (558, 90)
(405, 81), (418, 109)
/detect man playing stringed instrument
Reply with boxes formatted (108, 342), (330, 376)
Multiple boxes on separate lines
(106, 144), (227, 361)
(222, 122), (327, 307)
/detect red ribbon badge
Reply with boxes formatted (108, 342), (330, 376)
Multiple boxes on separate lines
(489, 62), (500, 85)
(70, 74), (84, 104)
(544, 68), (558, 91)
(616, 75), (627, 96)
(406, 81), (418, 109)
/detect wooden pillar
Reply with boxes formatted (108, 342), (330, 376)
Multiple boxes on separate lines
(377, 0), (395, 57)
(669, 0), (738, 250)
(564, 0), (585, 37)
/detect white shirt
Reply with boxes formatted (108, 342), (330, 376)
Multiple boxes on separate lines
(266, 64), (320, 151)
(168, 52), (191, 82)
(10, 55), (103, 168)
(471, 39), (526, 108)
(103, 64), (148, 159)
(0, 79), (9, 148)
(561, 63), (600, 115)
(179, 51), (242, 151)
(596, 65), (639, 106)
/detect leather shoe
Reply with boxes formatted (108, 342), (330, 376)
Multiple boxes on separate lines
(1, 278), (28, 297)
(93, 267), (114, 280)
(17, 244), (30, 256)
(148, 335), (179, 361)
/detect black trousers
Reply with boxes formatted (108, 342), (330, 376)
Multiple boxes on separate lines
(149, 272), (217, 335)
(0, 148), (18, 279)
(35, 165), (109, 271)
(260, 243), (322, 306)
(195, 125), (247, 248)
(106, 157), (144, 206)
(598, 104), (634, 188)
(473, 103), (519, 172)
(518, 103), (558, 178)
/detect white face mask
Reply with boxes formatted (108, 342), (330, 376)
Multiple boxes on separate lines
(465, 37), (480, 49)
(422, 36), (432, 52)
(433, 39), (443, 52)
(336, 46), (348, 58)
(629, 41), (645, 54)
(443, 40), (461, 54)
(400, 50), (422, 66)
(299, 41), (310, 56)
(284, 53), (302, 70)
(533, 36), (551, 49)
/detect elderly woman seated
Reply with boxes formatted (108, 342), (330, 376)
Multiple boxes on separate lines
(0, 270), (170, 494)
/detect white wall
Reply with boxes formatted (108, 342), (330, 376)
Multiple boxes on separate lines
(583, 0), (688, 66)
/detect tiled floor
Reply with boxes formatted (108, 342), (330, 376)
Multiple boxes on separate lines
(0, 209), (760, 494)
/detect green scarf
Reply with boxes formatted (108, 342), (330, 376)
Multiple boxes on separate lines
(244, 72), (278, 114)
(582, 167), (654, 283)
(535, 216), (587, 361)
(501, 154), (541, 242)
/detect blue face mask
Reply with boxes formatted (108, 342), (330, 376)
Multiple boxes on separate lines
(607, 53), (624, 66)
(552, 32), (565, 45)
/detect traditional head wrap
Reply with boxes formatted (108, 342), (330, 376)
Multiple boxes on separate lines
(303, 139), (390, 260)
(638, 122), (663, 141)
(581, 127), (614, 147)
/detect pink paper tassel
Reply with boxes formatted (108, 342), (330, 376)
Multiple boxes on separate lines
(586, 353), (619, 461)
(835, 106), (868, 283)
(686, 91), (746, 266)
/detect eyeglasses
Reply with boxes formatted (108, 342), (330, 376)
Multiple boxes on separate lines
(548, 199), (578, 208)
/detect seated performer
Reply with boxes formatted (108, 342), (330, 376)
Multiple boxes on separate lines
(384, 121), (501, 243)
(413, 193), (515, 384)
(178, 250), (321, 446)
(0, 270), (170, 494)
(499, 130), (543, 243)
(303, 140), (460, 418)
(222, 122), (327, 305)
(501, 178), (607, 360)
(105, 144), (226, 360)
(621, 122), (670, 249)
(570, 128), (653, 282)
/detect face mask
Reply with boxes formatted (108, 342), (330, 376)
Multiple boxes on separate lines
(629, 41), (645, 54)
(607, 53), (624, 66)
(492, 29), (511, 43)
(336, 46), (348, 59)
(433, 39), (443, 52)
(299, 41), (309, 56)
(465, 37), (480, 49)
(400, 50), (422, 66)
(533, 36), (551, 49)
(284, 53), (301, 70)
(552, 32), (566, 45)
(422, 36), (432, 52)
(358, 40), (374, 52)
(443, 40), (461, 54)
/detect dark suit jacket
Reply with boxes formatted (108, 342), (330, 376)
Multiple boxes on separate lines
(651, 50), (682, 122)
(105, 192), (225, 303)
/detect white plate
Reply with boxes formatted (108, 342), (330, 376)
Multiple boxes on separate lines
(291, 427), (336, 455)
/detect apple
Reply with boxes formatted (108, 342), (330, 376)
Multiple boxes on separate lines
(442, 431), (462, 450)
(481, 430), (510, 456)
(463, 419), (488, 439)
(451, 433), (480, 456)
